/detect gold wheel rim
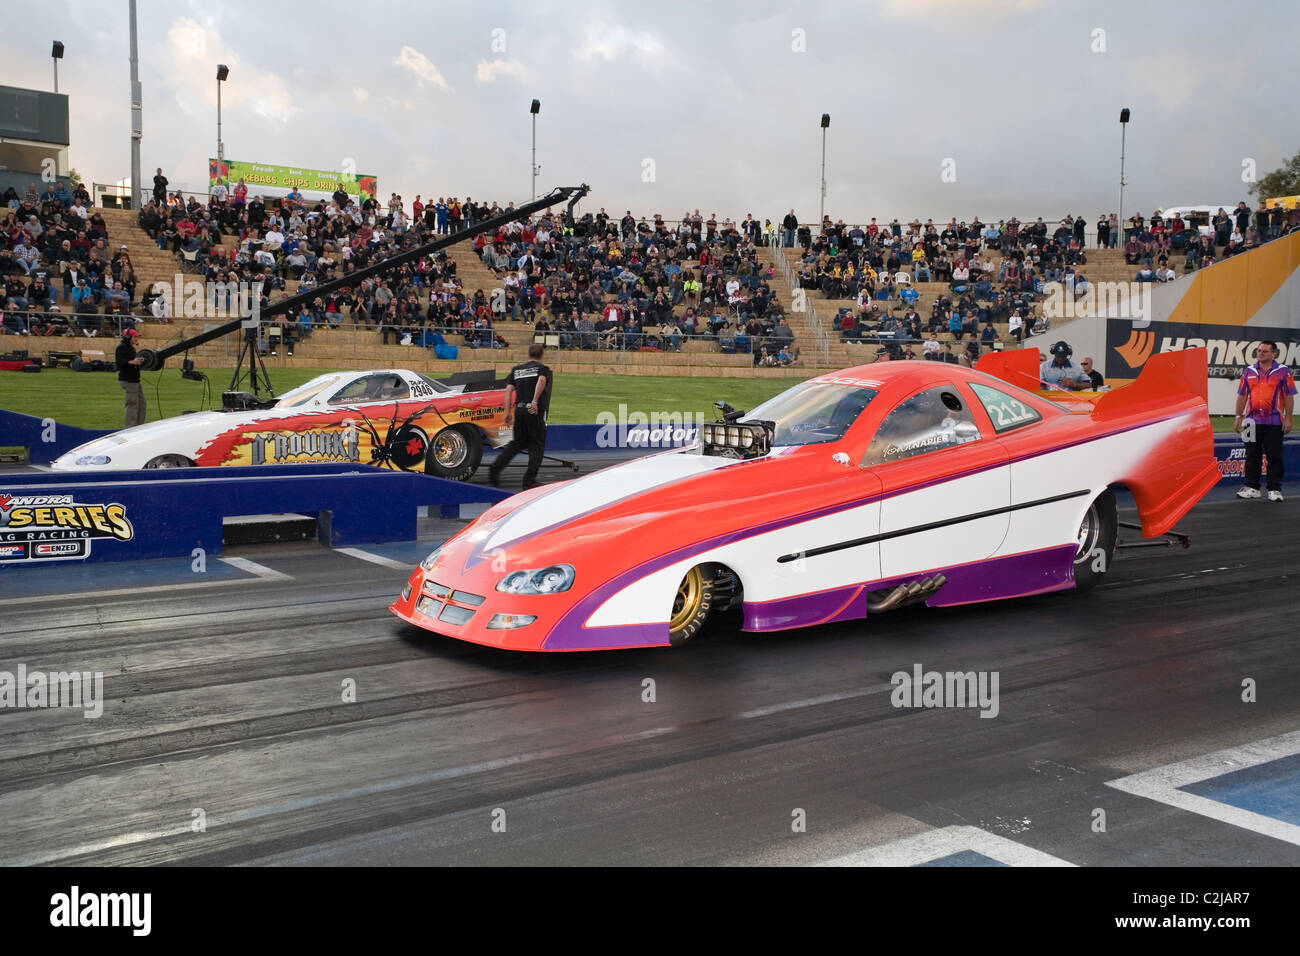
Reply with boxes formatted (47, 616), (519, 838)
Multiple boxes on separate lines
(670, 566), (704, 633)
(433, 430), (467, 467)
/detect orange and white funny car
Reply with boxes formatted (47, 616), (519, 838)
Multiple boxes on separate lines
(51, 369), (509, 480)
(391, 348), (1219, 650)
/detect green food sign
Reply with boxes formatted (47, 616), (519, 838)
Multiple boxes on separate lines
(209, 159), (376, 201)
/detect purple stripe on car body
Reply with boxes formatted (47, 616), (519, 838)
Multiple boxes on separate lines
(740, 545), (1077, 633)
(743, 585), (867, 631)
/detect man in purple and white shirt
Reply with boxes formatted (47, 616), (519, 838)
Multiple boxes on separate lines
(1235, 340), (1295, 501)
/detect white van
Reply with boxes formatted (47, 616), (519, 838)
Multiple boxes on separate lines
(1158, 205), (1238, 236)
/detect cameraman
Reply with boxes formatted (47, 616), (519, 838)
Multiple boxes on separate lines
(116, 328), (145, 426)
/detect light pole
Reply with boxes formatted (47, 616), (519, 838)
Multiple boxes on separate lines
(129, 0), (142, 211)
(216, 64), (230, 162)
(51, 41), (64, 93)
(530, 98), (540, 201)
(819, 113), (830, 234)
(1118, 107), (1130, 248)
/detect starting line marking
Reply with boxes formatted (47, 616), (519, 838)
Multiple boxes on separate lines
(335, 547), (411, 571)
(819, 825), (1075, 867)
(1105, 730), (1300, 847)
(217, 556), (292, 581)
(3, 556), (291, 606)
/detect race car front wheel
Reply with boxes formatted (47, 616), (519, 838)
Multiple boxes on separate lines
(144, 454), (195, 469)
(425, 425), (482, 481)
(1072, 489), (1117, 592)
(669, 565), (714, 646)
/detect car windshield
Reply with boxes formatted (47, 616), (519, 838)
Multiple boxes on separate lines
(274, 374), (345, 408)
(741, 380), (879, 447)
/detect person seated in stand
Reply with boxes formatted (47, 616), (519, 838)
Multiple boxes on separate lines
(1080, 356), (1104, 389)
(717, 320), (737, 353)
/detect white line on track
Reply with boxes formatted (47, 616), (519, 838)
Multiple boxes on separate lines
(217, 556), (292, 581)
(3, 556), (291, 606)
(1105, 730), (1300, 847)
(335, 547), (411, 571)
(818, 825), (1076, 867)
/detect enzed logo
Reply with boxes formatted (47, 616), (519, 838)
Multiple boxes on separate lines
(35, 542), (83, 556)
(1114, 329), (1155, 368)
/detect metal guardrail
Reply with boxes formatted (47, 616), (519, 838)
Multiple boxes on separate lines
(139, 320), (804, 368)
(768, 242), (830, 366)
(813, 217), (1110, 249)
(94, 182), (215, 210)
(3, 309), (139, 339)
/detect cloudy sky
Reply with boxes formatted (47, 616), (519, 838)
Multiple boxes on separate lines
(6, 0), (1298, 224)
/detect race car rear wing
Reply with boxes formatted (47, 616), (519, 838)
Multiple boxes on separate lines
(1089, 346), (1209, 421)
(974, 347), (1043, 394)
(978, 346), (1219, 537)
(1096, 347), (1218, 536)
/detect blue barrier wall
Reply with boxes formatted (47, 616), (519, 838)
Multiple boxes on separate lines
(0, 409), (113, 464)
(0, 464), (508, 567)
(1213, 435), (1300, 483)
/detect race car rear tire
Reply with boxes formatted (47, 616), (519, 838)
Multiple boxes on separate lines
(1072, 488), (1117, 592)
(669, 565), (714, 646)
(143, 454), (195, 469)
(425, 425), (482, 481)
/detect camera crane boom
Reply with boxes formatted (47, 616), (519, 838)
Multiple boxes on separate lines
(136, 184), (592, 390)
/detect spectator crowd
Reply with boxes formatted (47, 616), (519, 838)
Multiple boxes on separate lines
(144, 179), (803, 364)
(1, 180), (141, 338)
(787, 202), (1300, 364)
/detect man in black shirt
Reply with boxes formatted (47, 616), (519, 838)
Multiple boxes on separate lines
(489, 344), (553, 490)
(116, 328), (145, 427)
(1080, 356), (1104, 389)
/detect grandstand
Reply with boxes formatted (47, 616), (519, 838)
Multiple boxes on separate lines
(6, 178), (1296, 384)
(96, 206), (813, 379)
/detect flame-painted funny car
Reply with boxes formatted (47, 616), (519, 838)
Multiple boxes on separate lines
(51, 369), (509, 480)
(391, 347), (1220, 651)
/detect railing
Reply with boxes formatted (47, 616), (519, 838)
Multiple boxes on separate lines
(102, 318), (806, 368)
(94, 182), (215, 211)
(812, 218), (1113, 250)
(1, 308), (140, 339)
(768, 242), (831, 366)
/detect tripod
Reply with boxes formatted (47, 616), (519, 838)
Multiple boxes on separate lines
(228, 326), (276, 399)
